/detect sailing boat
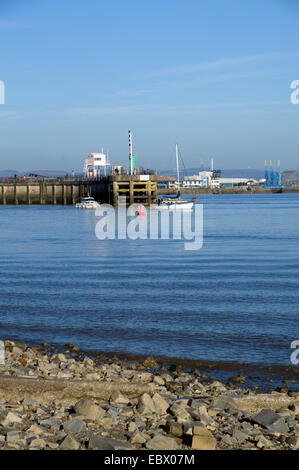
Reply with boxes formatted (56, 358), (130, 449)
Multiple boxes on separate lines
(158, 144), (195, 210)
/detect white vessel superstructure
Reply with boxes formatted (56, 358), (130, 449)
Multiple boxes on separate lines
(76, 196), (100, 209)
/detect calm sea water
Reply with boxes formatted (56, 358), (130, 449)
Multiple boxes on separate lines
(0, 193), (298, 383)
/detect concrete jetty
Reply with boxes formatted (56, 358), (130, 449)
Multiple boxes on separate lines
(0, 175), (158, 206)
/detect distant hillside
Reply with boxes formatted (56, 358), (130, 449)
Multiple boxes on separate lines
(158, 168), (265, 180)
(0, 169), (71, 177)
(0, 169), (22, 177)
(29, 170), (70, 177)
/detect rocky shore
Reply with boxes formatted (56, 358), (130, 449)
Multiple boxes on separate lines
(0, 340), (298, 451)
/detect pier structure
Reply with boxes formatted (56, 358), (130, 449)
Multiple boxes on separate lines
(0, 174), (157, 207)
(110, 174), (157, 207)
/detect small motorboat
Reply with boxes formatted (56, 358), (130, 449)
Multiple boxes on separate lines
(157, 197), (194, 210)
(75, 196), (100, 209)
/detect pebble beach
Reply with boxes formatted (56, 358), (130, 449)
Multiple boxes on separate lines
(0, 340), (298, 451)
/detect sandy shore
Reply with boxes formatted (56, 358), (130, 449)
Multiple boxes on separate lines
(0, 340), (298, 450)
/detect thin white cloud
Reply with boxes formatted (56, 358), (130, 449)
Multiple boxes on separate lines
(161, 66), (299, 91)
(138, 53), (279, 79)
(137, 52), (299, 80)
(0, 110), (21, 120)
(64, 100), (292, 119)
(0, 20), (29, 30)
(109, 90), (148, 99)
(65, 105), (161, 117)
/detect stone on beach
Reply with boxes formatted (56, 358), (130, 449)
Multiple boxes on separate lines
(191, 427), (216, 450)
(169, 402), (191, 422)
(63, 417), (87, 434)
(29, 437), (47, 449)
(22, 397), (39, 412)
(252, 409), (289, 433)
(166, 421), (184, 437)
(88, 437), (133, 450)
(73, 399), (105, 421)
(152, 393), (170, 414)
(6, 431), (21, 443)
(0, 410), (22, 426)
(109, 391), (130, 405)
(142, 357), (159, 369)
(59, 434), (80, 450)
(130, 429), (147, 445)
(137, 393), (157, 415)
(145, 433), (179, 450)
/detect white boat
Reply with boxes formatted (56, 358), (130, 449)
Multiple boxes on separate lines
(157, 198), (194, 210)
(158, 144), (195, 210)
(76, 196), (100, 209)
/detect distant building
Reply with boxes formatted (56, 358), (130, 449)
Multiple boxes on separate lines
(83, 153), (110, 178)
(183, 170), (221, 188)
(281, 171), (299, 184)
(218, 177), (257, 187)
(157, 175), (175, 189)
(181, 170), (258, 188)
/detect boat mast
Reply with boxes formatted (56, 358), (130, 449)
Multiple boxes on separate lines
(176, 143), (180, 193)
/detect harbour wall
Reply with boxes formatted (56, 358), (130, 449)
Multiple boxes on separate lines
(158, 185), (299, 196)
(0, 175), (158, 206)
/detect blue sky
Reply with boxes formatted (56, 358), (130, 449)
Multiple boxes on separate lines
(0, 0), (299, 172)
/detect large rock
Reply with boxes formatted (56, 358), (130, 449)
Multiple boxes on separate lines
(51, 353), (67, 364)
(27, 424), (44, 435)
(73, 399), (105, 421)
(88, 437), (114, 450)
(145, 433), (179, 450)
(153, 376), (165, 386)
(22, 397), (39, 412)
(29, 437), (47, 449)
(6, 431), (21, 443)
(130, 430), (147, 445)
(142, 357), (159, 369)
(109, 391), (129, 405)
(211, 397), (237, 411)
(191, 427), (216, 450)
(88, 437), (134, 450)
(59, 434), (80, 450)
(255, 435), (273, 449)
(232, 429), (249, 444)
(152, 393), (169, 414)
(137, 393), (157, 415)
(169, 402), (191, 422)
(194, 405), (211, 425)
(286, 435), (299, 449)
(0, 411), (22, 427)
(63, 417), (87, 434)
(252, 409), (289, 433)
(166, 421), (183, 437)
